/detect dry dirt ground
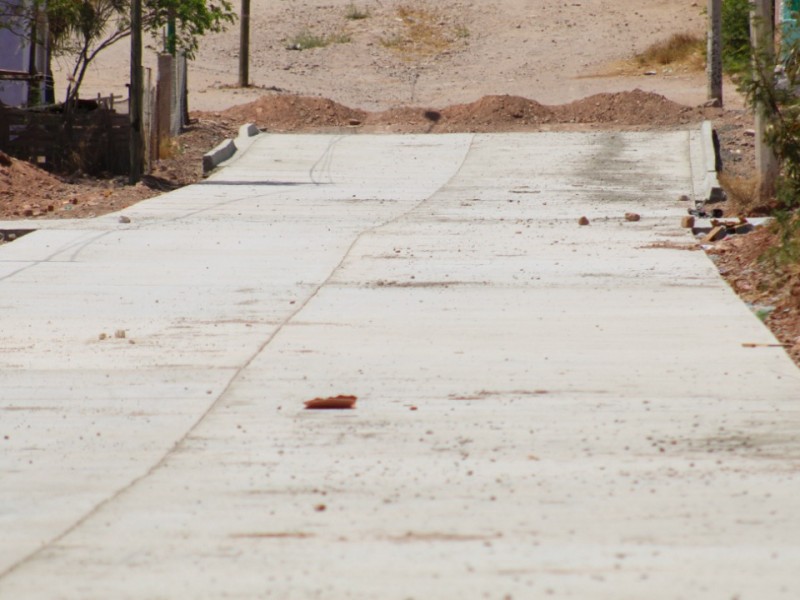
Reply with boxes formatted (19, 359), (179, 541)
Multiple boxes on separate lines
(1, 0), (798, 365)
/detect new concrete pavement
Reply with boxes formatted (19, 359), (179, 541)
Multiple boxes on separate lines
(1, 131), (799, 599)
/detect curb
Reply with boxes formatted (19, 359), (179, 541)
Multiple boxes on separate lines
(700, 120), (725, 204)
(202, 123), (261, 175)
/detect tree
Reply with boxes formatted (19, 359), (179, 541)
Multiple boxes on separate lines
(2, 0), (236, 107)
(738, 9), (800, 264)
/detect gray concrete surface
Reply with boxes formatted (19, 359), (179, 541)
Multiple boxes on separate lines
(1, 130), (799, 599)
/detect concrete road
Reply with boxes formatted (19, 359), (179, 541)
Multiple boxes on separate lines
(1, 131), (799, 599)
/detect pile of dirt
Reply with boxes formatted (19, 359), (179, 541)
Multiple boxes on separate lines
(216, 95), (367, 132)
(215, 90), (715, 134)
(0, 150), (75, 218)
(556, 89), (703, 126)
(436, 95), (556, 131)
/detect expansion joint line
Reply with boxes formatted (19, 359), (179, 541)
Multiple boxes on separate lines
(0, 133), (477, 581)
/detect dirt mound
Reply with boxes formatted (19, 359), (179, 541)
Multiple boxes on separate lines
(437, 95), (555, 131)
(556, 89), (701, 125)
(216, 90), (712, 133)
(218, 94), (367, 132)
(0, 150), (70, 217)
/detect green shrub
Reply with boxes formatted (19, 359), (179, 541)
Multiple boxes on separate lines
(722, 0), (752, 73)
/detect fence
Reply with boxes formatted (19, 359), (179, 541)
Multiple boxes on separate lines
(0, 51), (187, 175)
(0, 105), (130, 175)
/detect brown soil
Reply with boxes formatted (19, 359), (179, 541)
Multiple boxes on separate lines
(706, 227), (800, 366)
(206, 89), (716, 134)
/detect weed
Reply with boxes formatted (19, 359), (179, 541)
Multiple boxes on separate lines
(286, 28), (350, 50)
(764, 211), (800, 268)
(327, 31), (352, 44)
(345, 3), (369, 20)
(636, 33), (704, 67)
(718, 172), (777, 215)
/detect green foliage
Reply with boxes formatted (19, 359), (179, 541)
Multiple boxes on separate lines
(739, 28), (800, 267)
(141, 0), (236, 58)
(721, 0), (751, 73)
(1, 0), (235, 105)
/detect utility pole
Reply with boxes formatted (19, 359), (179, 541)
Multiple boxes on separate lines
(707, 0), (723, 106)
(239, 0), (250, 87)
(751, 0), (779, 199)
(129, 0), (143, 184)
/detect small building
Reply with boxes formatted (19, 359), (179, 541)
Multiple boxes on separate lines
(0, 0), (49, 107)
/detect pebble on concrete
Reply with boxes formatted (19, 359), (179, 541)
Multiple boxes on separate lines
(578, 216), (590, 226)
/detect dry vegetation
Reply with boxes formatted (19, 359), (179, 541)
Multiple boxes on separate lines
(380, 4), (469, 59)
(636, 33), (705, 67)
(598, 31), (706, 76)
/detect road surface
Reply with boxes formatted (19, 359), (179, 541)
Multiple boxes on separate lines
(1, 131), (799, 599)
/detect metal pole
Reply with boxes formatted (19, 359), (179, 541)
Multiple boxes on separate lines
(707, 0), (723, 106)
(751, 0), (779, 199)
(239, 0), (250, 87)
(129, 0), (143, 184)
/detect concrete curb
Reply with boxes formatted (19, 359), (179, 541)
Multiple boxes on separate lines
(202, 123), (261, 175)
(700, 120), (725, 204)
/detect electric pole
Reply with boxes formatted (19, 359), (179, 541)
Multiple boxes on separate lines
(239, 0), (250, 87)
(707, 0), (722, 105)
(129, 0), (143, 184)
(751, 0), (779, 199)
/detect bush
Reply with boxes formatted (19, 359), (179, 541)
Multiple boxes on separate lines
(722, 0), (752, 73)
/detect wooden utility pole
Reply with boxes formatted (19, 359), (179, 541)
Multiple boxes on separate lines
(239, 0), (250, 87)
(707, 0), (723, 105)
(129, 0), (143, 184)
(751, 0), (779, 199)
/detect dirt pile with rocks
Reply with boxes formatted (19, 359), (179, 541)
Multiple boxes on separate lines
(209, 89), (713, 133)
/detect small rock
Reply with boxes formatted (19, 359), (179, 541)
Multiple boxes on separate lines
(314, 504), (327, 512)
(678, 194), (691, 202)
(348, 118), (362, 126)
(114, 329), (126, 339)
(118, 215), (131, 224)
(624, 212), (641, 222)
(681, 216), (695, 228)
(98, 333), (107, 340)
(644, 70), (657, 76)
(744, 129), (756, 137)
(305, 395), (357, 410)
(578, 216), (590, 226)
(703, 225), (727, 243)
